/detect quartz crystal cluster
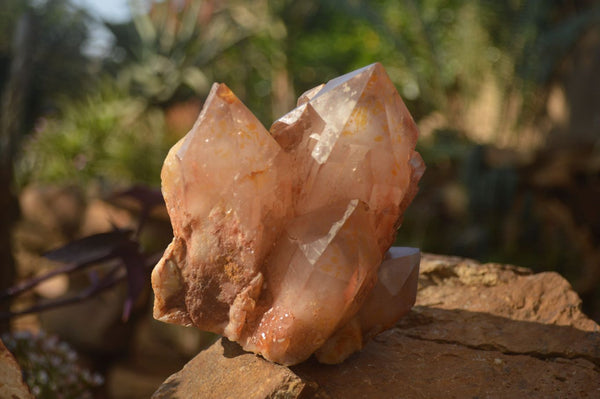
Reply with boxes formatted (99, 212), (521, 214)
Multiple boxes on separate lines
(151, 63), (425, 365)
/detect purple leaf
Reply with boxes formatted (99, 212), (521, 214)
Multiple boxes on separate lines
(119, 243), (147, 321)
(110, 185), (165, 211)
(43, 229), (133, 265)
(108, 185), (166, 239)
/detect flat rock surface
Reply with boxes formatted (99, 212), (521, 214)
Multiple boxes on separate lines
(153, 253), (600, 398)
(152, 338), (306, 399)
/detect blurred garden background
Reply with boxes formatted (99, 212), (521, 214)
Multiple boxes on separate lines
(1, 0), (600, 397)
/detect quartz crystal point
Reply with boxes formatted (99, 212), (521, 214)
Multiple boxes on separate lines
(152, 63), (425, 365)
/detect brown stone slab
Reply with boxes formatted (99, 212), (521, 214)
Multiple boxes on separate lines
(153, 254), (600, 398)
(151, 338), (310, 399)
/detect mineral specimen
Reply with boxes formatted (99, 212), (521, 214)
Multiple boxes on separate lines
(151, 63), (425, 365)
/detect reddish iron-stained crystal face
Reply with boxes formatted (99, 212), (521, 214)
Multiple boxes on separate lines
(151, 63), (425, 365)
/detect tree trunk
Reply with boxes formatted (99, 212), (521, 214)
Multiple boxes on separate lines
(0, 12), (34, 333)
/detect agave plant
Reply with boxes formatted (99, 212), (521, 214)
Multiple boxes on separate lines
(105, 0), (286, 111)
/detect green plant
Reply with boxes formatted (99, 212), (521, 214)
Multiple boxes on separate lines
(105, 0), (284, 107)
(17, 83), (174, 188)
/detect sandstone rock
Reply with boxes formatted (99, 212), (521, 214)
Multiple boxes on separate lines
(151, 338), (310, 399)
(0, 338), (34, 399)
(153, 254), (600, 398)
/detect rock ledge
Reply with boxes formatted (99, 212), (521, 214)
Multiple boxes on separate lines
(153, 254), (600, 398)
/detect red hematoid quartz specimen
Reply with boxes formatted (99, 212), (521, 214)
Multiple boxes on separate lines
(151, 63), (425, 365)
